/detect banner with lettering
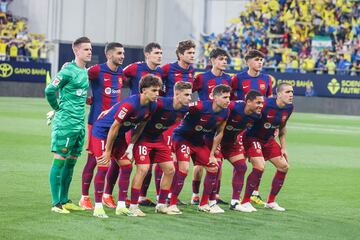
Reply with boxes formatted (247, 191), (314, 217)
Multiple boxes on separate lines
(0, 61), (51, 83)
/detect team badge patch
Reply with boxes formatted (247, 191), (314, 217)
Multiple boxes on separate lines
(195, 125), (203, 131)
(260, 83), (266, 90)
(264, 122), (272, 129)
(123, 121), (131, 127)
(52, 78), (60, 87)
(140, 156), (145, 161)
(61, 147), (68, 153)
(118, 76), (123, 85)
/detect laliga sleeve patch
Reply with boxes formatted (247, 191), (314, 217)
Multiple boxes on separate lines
(118, 107), (129, 120)
(52, 78), (60, 87)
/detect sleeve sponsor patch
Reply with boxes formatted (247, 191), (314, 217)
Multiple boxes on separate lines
(117, 107), (129, 119)
(52, 78), (60, 87)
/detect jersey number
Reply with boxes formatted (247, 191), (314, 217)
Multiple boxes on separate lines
(180, 145), (190, 154)
(138, 146), (147, 155)
(252, 142), (262, 150)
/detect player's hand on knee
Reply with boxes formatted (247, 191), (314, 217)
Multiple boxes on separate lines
(123, 143), (134, 162)
(281, 148), (288, 162)
(46, 110), (55, 126)
(97, 152), (111, 166)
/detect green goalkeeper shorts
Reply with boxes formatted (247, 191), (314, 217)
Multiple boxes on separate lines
(51, 128), (85, 157)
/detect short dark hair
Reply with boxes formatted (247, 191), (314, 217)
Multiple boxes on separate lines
(176, 40), (196, 60)
(245, 49), (265, 61)
(209, 48), (230, 59)
(139, 74), (163, 93)
(72, 37), (91, 48)
(105, 42), (123, 54)
(174, 81), (192, 92)
(212, 84), (231, 97)
(276, 82), (292, 93)
(245, 90), (263, 101)
(144, 42), (162, 53)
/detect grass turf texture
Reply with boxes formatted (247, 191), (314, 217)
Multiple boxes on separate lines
(0, 97), (359, 240)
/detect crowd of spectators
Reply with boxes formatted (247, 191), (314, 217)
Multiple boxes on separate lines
(199, 0), (360, 75)
(0, 0), (50, 63)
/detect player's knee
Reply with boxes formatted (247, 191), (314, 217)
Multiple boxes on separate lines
(163, 166), (175, 176)
(137, 165), (150, 176)
(280, 163), (289, 172)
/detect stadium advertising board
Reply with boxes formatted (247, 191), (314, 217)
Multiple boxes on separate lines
(195, 69), (360, 99)
(0, 61), (51, 83)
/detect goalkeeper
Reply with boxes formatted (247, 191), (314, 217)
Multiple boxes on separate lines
(45, 37), (92, 214)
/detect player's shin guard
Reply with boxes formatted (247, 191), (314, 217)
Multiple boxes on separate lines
(169, 170), (187, 205)
(140, 164), (152, 197)
(94, 166), (108, 203)
(267, 170), (287, 203)
(81, 154), (97, 196)
(49, 158), (65, 205)
(200, 171), (217, 206)
(60, 158), (77, 204)
(154, 164), (163, 195)
(104, 159), (119, 195)
(241, 168), (263, 204)
(231, 160), (247, 200)
(117, 164), (133, 202)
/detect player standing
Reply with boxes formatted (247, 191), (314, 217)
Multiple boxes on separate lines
(90, 75), (162, 218)
(239, 83), (294, 212)
(191, 47), (231, 205)
(121, 42), (163, 206)
(230, 49), (273, 205)
(170, 84), (231, 214)
(45, 37), (92, 214)
(79, 42), (125, 210)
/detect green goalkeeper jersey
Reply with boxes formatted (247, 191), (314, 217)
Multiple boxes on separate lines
(45, 61), (89, 130)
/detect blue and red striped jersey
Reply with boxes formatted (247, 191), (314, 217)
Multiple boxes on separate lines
(193, 70), (231, 101)
(87, 63), (124, 125)
(123, 62), (162, 95)
(245, 98), (293, 142)
(230, 71), (273, 100)
(92, 95), (157, 139)
(222, 100), (261, 142)
(161, 62), (195, 97)
(173, 100), (229, 144)
(140, 97), (189, 142)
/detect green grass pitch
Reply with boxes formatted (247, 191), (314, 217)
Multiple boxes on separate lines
(0, 97), (359, 240)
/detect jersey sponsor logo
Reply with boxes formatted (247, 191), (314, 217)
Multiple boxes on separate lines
(52, 78), (60, 87)
(118, 107), (128, 119)
(264, 122), (272, 129)
(123, 121), (132, 126)
(105, 87), (111, 95)
(105, 87), (121, 95)
(226, 125), (234, 131)
(155, 123), (166, 129)
(195, 125), (203, 131)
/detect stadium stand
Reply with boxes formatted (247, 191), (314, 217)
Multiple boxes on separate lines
(0, 0), (50, 62)
(199, 0), (360, 75)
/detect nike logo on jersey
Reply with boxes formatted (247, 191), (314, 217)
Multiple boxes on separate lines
(243, 85), (249, 88)
(161, 117), (168, 120)
(231, 119), (239, 123)
(175, 73), (181, 77)
(104, 78), (110, 81)
(200, 118), (207, 122)
(267, 115), (274, 118)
